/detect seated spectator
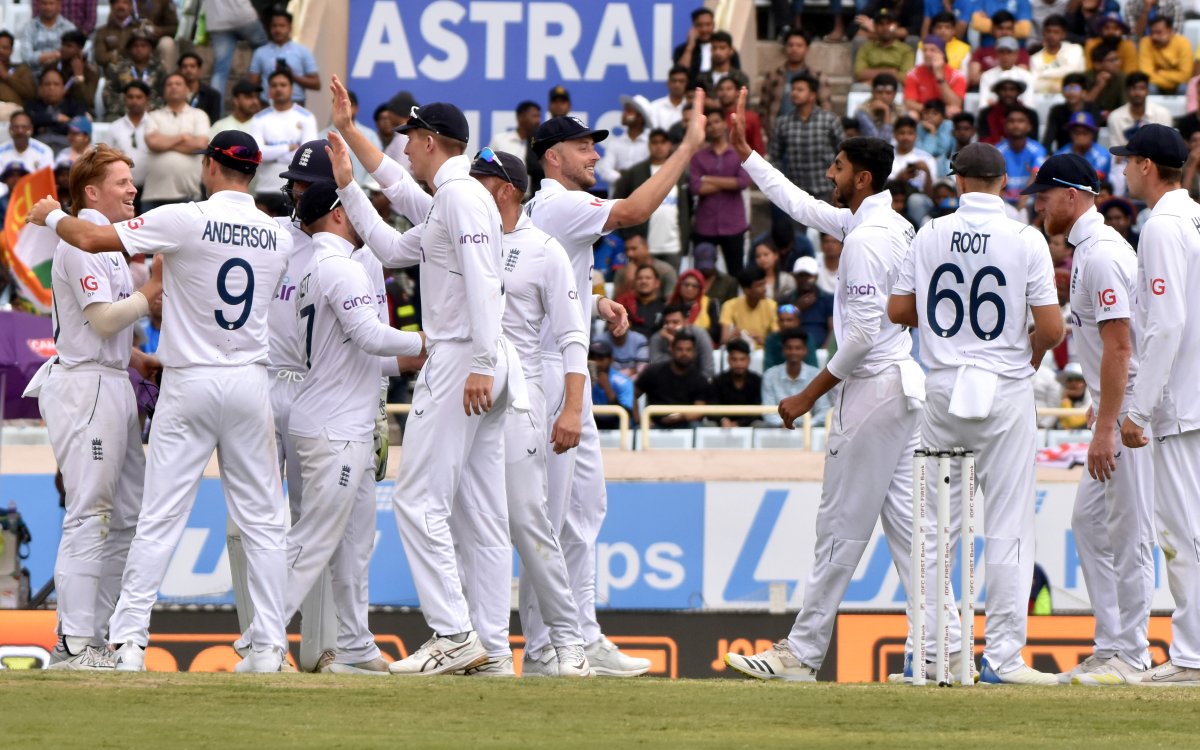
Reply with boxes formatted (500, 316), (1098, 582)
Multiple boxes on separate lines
(0, 162), (29, 213)
(968, 12), (1031, 88)
(717, 73), (764, 155)
(248, 70), (319, 216)
(854, 72), (903, 141)
(888, 179), (920, 228)
(696, 31), (740, 91)
(904, 36), (966, 117)
(1106, 72), (1174, 150)
(1187, 129), (1200, 199)
(1084, 12), (1138, 73)
(598, 94), (651, 189)
(612, 131), (690, 269)
(92, 0), (149, 68)
(26, 67), (86, 150)
(1053, 112), (1111, 180)
(928, 176), (961, 219)
(650, 65), (688, 131)
(0, 31), (36, 115)
(49, 30), (97, 112)
(761, 329), (832, 427)
(694, 241), (739, 303)
(667, 268), (721, 343)
(0, 110), (54, 172)
(52, 114), (89, 168)
(210, 79), (261, 136)
(971, 1), (1035, 44)
(781, 256), (834, 361)
(249, 9), (320, 105)
(101, 81), (151, 212)
(1099, 197), (1139, 248)
(758, 30), (825, 141)
(917, 100), (955, 174)
(634, 330), (711, 428)
(720, 266), (779, 347)
(596, 321), (650, 377)
(1065, 0), (1118, 42)
(979, 38), (1037, 108)
(650, 303), (715, 377)
(16, 0), (76, 75)
(691, 105), (751, 275)
(854, 9), (915, 84)
(753, 241), (796, 301)
(1045, 72), (1103, 148)
(142, 72), (209, 208)
(763, 303), (801, 371)
(589, 341), (634, 429)
(890, 116), (938, 194)
(138, 287), (163, 354)
(1047, 231), (1072, 267)
(978, 79), (1039, 144)
(178, 52), (222, 125)
(814, 234), (840, 296)
(1030, 14), (1085, 95)
(615, 264), (668, 339)
(673, 7), (742, 80)
(1138, 16), (1192, 94)
(711, 339), (762, 427)
(1084, 42), (1127, 119)
(1056, 363), (1091, 429)
(841, 116), (861, 138)
(102, 30), (167, 120)
(951, 111), (977, 153)
(998, 108), (1048, 205)
(923, 12), (971, 73)
(614, 232), (677, 299)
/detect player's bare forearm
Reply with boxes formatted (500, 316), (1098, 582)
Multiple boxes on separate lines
(887, 294), (918, 328)
(551, 372), (586, 454)
(28, 200), (126, 254)
(1095, 319), (1131, 433)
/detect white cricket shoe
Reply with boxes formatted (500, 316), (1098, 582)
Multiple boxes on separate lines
(459, 655), (515, 677)
(48, 642), (116, 671)
(112, 642), (145, 672)
(325, 655), (390, 675)
(585, 636), (651, 677)
(1056, 653), (1110, 684)
(521, 645), (558, 678)
(1137, 661), (1200, 687)
(388, 632), (488, 676)
(235, 647), (287, 673)
(979, 661), (1058, 685)
(555, 645), (592, 678)
(1072, 656), (1147, 686)
(725, 640), (817, 682)
(312, 649), (337, 674)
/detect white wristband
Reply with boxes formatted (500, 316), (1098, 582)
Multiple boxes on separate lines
(46, 209), (67, 232)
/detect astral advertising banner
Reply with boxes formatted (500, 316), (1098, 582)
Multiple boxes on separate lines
(3, 476), (1176, 612)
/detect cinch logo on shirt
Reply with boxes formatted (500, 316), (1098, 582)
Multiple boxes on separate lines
(79, 275), (98, 293)
(568, 289), (578, 300)
(1098, 288), (1117, 307)
(343, 294), (374, 310)
(459, 232), (489, 244)
(276, 275), (296, 301)
(844, 282), (876, 296)
(1151, 278), (1166, 295)
(201, 221), (279, 250)
(950, 231), (990, 254)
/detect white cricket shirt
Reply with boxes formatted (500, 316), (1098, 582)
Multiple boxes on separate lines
(248, 104), (319, 197)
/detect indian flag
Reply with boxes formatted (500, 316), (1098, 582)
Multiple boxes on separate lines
(1, 168), (60, 313)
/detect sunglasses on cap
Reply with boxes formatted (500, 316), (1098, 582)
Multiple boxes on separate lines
(1052, 177), (1098, 194)
(208, 143), (262, 165)
(473, 146), (514, 185)
(407, 105), (455, 138)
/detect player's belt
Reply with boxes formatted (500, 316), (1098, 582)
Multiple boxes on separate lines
(273, 370), (306, 383)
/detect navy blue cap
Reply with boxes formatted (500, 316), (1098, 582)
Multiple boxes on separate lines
(531, 115), (609, 156)
(395, 102), (469, 143)
(1019, 153), (1099, 195)
(279, 139), (333, 183)
(294, 180), (342, 227)
(1109, 123), (1189, 169)
(195, 130), (261, 175)
(469, 148), (529, 193)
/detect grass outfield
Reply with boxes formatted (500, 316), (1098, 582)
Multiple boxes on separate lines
(4, 674), (1200, 749)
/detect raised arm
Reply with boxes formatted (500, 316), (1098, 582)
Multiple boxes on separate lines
(329, 134), (423, 269)
(28, 199), (125, 254)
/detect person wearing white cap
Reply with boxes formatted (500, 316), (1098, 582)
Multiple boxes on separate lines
(597, 95), (651, 190)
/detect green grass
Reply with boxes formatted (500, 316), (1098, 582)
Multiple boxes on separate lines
(3, 673), (1199, 749)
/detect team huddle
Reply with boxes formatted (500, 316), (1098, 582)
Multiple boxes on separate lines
(22, 74), (1199, 684)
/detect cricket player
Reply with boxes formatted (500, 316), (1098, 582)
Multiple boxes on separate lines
(1116, 124), (1200, 686)
(518, 94), (709, 677)
(1027, 153), (1155, 686)
(887, 143), (1064, 684)
(330, 101), (517, 676)
(721, 89), (927, 683)
(26, 145), (162, 669)
(30, 130), (294, 673)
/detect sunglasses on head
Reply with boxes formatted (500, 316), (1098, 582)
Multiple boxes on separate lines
(473, 146), (514, 185)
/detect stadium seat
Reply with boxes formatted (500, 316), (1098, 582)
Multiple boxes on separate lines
(1185, 19), (1200, 53)
(1148, 95), (1187, 119)
(752, 427), (807, 449)
(749, 348), (764, 374)
(641, 428), (695, 450)
(1046, 429), (1091, 447)
(809, 427), (827, 451)
(597, 429), (624, 449)
(694, 426), (754, 449)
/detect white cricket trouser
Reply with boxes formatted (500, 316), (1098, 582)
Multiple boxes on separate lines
(228, 371), (335, 671)
(108, 364), (288, 651)
(1152, 429), (1200, 668)
(1071, 415), (1155, 668)
(40, 364), (144, 645)
(524, 353), (607, 656)
(786, 365), (921, 670)
(920, 370), (1037, 673)
(393, 341), (510, 651)
(511, 380), (584, 649)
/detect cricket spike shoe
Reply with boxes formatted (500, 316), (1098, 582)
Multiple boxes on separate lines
(725, 640), (817, 682)
(388, 632), (488, 676)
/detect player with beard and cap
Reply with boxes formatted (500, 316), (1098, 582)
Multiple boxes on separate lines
(719, 87), (927, 683)
(1114, 124), (1200, 686)
(1023, 153), (1155, 686)
(30, 130), (295, 673)
(887, 143), (1064, 685)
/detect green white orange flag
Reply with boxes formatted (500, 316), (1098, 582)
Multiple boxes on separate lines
(1, 168), (59, 313)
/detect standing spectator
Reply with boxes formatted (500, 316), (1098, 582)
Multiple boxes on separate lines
(978, 79), (1038, 144)
(248, 70), (318, 216)
(1044, 72), (1103, 148)
(889, 115), (939, 194)
(711, 339), (762, 427)
(596, 323), (651, 377)
(695, 241), (740, 303)
(102, 81), (152, 212)
(1138, 16), (1192, 94)
(650, 65), (689, 131)
(761, 329), (832, 427)
(854, 73), (902, 141)
(753, 242), (796, 301)
(102, 30), (167, 120)
(1030, 14), (1086, 94)
(904, 35), (967, 117)
(771, 73), (844, 203)
(547, 84), (571, 117)
(691, 105), (751, 275)
(209, 79), (261, 136)
(0, 111), (54, 173)
(854, 9), (915, 84)
(1084, 42), (1128, 117)
(1053, 111), (1111, 179)
(0, 31), (35, 115)
(598, 95), (650, 188)
(588, 342), (634, 428)
(667, 269), (721, 344)
(16, 0), (76, 75)
(696, 31), (740, 92)
(612, 130), (690, 270)
(248, 9), (319, 105)
(674, 7), (742, 80)
(26, 68), (86, 150)
(178, 52), (222, 125)
(488, 100), (540, 165)
(968, 12), (1032, 87)
(716, 73), (764, 155)
(205, 0), (268, 112)
(979, 38), (1037, 108)
(649, 304), (715, 377)
(1085, 13), (1138, 73)
(998, 108), (1048, 205)
(917, 99), (955, 174)
(634, 330), (711, 429)
(971, 0), (1035, 43)
(758, 30), (824, 141)
(616, 264), (669, 339)
(613, 232), (678, 299)
(92, 0), (146, 68)
(1127, 0), (1185, 37)
(52, 114), (90, 167)
(141, 72), (209, 209)
(720, 267), (779, 347)
(51, 31), (98, 111)
(1107, 72), (1174, 149)
(1066, 0), (1119, 41)
(135, 1), (180, 71)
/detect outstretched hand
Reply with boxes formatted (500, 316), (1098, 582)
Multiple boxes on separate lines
(325, 131), (355, 189)
(730, 87), (753, 161)
(329, 74), (356, 134)
(27, 196), (61, 227)
(682, 87), (708, 151)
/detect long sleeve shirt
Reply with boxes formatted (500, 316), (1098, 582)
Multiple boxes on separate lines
(1138, 35), (1193, 93)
